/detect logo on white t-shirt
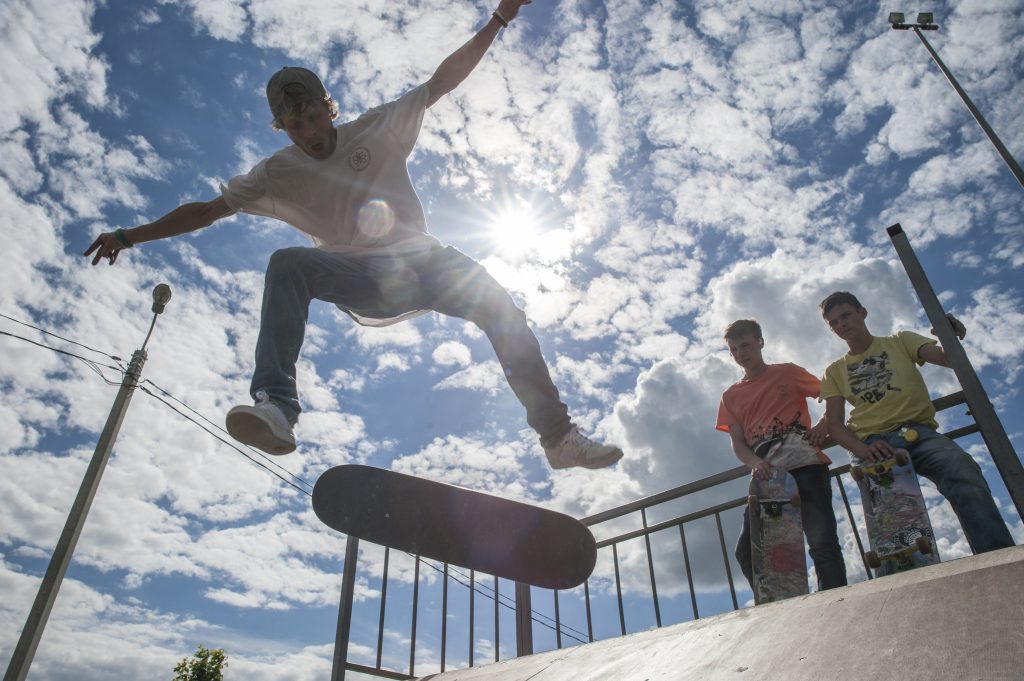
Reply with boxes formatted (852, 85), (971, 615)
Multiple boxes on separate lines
(348, 146), (371, 171)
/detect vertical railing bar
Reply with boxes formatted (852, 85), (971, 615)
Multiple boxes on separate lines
(408, 557), (420, 678)
(641, 508), (662, 628)
(583, 580), (594, 642)
(440, 563), (448, 673)
(331, 536), (359, 681)
(714, 512), (738, 610)
(612, 543), (626, 636)
(553, 590), (562, 649)
(514, 582), (533, 657)
(678, 523), (699, 620)
(468, 570), (475, 668)
(375, 547), (390, 669)
(835, 473), (872, 579)
(494, 576), (500, 663)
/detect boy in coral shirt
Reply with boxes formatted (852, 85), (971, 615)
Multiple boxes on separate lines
(716, 320), (847, 593)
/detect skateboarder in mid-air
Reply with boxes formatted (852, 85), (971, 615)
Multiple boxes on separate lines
(83, 0), (623, 471)
(716, 319), (847, 593)
(820, 291), (1014, 554)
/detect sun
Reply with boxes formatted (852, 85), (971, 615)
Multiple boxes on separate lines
(491, 206), (542, 259)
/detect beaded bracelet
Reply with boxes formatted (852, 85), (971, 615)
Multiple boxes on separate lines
(114, 228), (134, 248)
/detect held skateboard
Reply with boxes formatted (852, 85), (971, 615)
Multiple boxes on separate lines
(748, 468), (808, 604)
(851, 449), (939, 576)
(312, 464), (597, 589)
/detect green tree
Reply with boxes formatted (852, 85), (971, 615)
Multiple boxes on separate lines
(172, 645), (228, 681)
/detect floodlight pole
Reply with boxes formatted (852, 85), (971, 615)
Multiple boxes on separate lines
(892, 17), (1024, 190)
(4, 285), (172, 681)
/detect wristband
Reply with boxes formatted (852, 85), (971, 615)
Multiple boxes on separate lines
(114, 228), (134, 248)
(492, 10), (509, 28)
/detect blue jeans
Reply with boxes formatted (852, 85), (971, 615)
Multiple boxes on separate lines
(250, 246), (572, 445)
(736, 464), (848, 592)
(861, 426), (1014, 553)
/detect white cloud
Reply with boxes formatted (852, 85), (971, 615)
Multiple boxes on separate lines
(432, 340), (472, 368)
(433, 360), (506, 396)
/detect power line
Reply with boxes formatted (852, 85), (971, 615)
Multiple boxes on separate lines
(138, 385), (315, 496)
(0, 311), (126, 368)
(141, 378), (316, 493)
(0, 330), (124, 385)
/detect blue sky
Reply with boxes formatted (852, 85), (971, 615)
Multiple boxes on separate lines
(2, 0), (1023, 678)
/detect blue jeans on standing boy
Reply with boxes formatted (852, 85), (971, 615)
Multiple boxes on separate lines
(249, 245), (573, 446)
(860, 425), (1014, 554)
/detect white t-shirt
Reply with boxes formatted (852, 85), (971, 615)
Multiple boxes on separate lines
(221, 83), (440, 255)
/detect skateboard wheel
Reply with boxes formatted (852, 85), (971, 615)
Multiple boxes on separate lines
(865, 550), (881, 569)
(916, 536), (933, 555)
(790, 495), (801, 509)
(850, 466), (863, 482)
(903, 428), (919, 443)
(895, 449), (910, 466)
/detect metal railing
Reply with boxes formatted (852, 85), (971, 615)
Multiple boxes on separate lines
(326, 389), (999, 680)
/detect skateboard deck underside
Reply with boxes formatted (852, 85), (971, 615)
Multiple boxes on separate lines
(749, 471), (808, 604)
(312, 465), (596, 589)
(856, 458), (939, 576)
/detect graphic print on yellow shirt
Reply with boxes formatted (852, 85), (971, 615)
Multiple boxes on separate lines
(821, 332), (938, 439)
(847, 351), (900, 404)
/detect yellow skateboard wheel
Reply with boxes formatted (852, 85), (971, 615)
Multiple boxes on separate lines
(903, 427), (919, 443)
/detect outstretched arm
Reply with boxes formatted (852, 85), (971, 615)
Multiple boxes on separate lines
(424, 0), (532, 108)
(84, 196), (233, 265)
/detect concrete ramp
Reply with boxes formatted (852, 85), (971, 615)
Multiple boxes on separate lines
(421, 545), (1024, 681)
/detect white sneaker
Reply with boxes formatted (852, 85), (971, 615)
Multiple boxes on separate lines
(544, 427), (624, 470)
(225, 390), (296, 455)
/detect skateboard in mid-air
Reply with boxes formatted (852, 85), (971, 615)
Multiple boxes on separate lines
(747, 468), (808, 604)
(851, 448), (938, 577)
(312, 464), (597, 589)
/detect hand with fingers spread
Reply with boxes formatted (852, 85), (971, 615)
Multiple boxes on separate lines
(84, 229), (133, 266)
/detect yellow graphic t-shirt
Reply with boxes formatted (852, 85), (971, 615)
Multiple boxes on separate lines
(820, 332), (938, 439)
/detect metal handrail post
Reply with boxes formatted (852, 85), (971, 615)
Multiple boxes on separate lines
(332, 535), (360, 681)
(888, 224), (1024, 518)
(514, 582), (533, 656)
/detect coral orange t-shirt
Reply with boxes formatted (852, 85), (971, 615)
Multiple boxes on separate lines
(716, 363), (830, 466)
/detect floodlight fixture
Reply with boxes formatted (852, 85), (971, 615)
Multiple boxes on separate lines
(151, 283), (172, 314)
(888, 10), (1024, 189)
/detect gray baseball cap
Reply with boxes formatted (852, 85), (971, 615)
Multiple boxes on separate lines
(266, 66), (328, 118)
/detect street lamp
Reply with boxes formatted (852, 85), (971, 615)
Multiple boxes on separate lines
(888, 11), (1024, 189)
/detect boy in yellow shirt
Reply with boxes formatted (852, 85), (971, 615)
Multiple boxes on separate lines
(820, 291), (1013, 555)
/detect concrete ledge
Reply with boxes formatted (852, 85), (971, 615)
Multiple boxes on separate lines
(420, 545), (1024, 681)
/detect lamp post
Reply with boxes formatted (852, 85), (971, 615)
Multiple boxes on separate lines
(4, 285), (172, 681)
(887, 12), (1024, 190)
